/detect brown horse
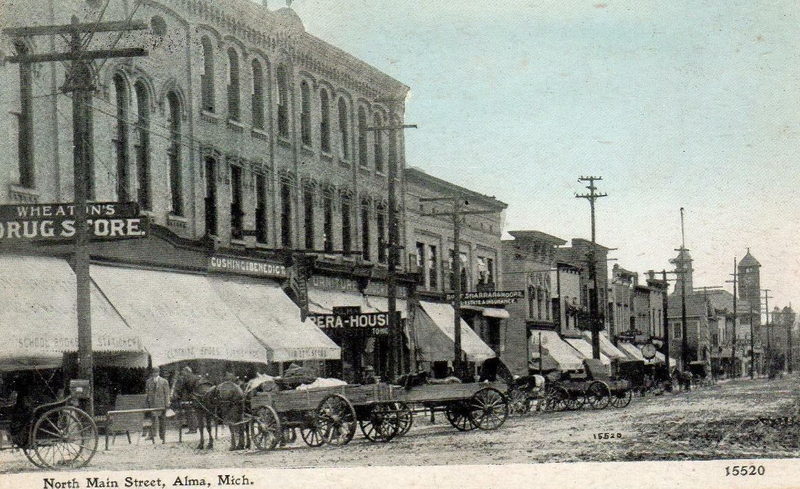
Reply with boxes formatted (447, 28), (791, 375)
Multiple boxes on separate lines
(172, 372), (247, 450)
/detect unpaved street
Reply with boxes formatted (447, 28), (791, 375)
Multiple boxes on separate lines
(3, 376), (799, 474)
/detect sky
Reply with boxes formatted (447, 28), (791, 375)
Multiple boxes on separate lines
(275, 0), (800, 312)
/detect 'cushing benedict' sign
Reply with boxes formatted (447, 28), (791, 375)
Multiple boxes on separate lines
(208, 255), (288, 279)
(0, 202), (148, 241)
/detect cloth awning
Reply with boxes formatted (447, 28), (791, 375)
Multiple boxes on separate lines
(459, 305), (510, 319)
(0, 255), (147, 371)
(307, 289), (366, 314)
(636, 347), (668, 365)
(412, 301), (496, 363)
(529, 330), (584, 371)
(363, 295), (408, 319)
(582, 331), (627, 359)
(618, 342), (644, 361)
(208, 275), (340, 362)
(91, 265), (267, 367)
(565, 338), (611, 365)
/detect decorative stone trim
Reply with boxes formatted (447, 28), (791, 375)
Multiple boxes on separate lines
(8, 184), (39, 204)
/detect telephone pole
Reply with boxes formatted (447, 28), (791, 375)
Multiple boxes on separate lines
(421, 197), (500, 379)
(575, 176), (607, 359)
(674, 208), (691, 370)
(661, 270), (671, 373)
(5, 17), (147, 414)
(762, 289), (773, 375)
(365, 102), (415, 379)
(725, 258), (738, 377)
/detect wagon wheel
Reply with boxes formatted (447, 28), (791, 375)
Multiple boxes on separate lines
(31, 405), (98, 469)
(22, 448), (44, 469)
(467, 387), (509, 430)
(316, 394), (357, 446)
(250, 406), (282, 451)
(299, 424), (325, 447)
(565, 392), (586, 411)
(359, 403), (400, 442)
(507, 388), (531, 416)
(609, 389), (633, 408)
(585, 381), (611, 410)
(543, 385), (569, 412)
(394, 402), (413, 437)
(445, 401), (476, 431)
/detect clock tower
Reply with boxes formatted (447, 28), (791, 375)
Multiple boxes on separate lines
(738, 249), (761, 324)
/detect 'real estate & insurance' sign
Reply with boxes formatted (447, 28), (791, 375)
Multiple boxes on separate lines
(0, 202), (148, 241)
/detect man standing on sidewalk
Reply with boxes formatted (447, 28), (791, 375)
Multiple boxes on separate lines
(145, 367), (170, 443)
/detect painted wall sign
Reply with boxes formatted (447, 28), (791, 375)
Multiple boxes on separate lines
(208, 256), (288, 279)
(0, 217), (149, 241)
(445, 290), (524, 306)
(0, 202), (140, 220)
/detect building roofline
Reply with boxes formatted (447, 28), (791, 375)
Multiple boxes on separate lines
(405, 167), (508, 210)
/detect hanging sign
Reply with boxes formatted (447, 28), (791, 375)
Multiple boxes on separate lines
(309, 311), (398, 336)
(445, 290), (524, 306)
(208, 255), (288, 279)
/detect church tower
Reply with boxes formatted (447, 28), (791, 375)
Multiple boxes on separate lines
(669, 248), (694, 294)
(738, 249), (761, 323)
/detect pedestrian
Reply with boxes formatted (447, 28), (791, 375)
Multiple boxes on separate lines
(172, 366), (198, 434)
(145, 367), (170, 443)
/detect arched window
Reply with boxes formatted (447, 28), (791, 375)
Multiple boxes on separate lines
(15, 41), (34, 188)
(166, 91), (182, 216)
(227, 48), (240, 121)
(376, 203), (387, 264)
(357, 107), (368, 168)
(373, 113), (384, 172)
(134, 81), (151, 210)
(300, 81), (311, 145)
(251, 58), (264, 129)
(341, 194), (351, 254)
(319, 89), (331, 153)
(338, 97), (349, 160)
(361, 200), (370, 261)
(276, 65), (289, 137)
(200, 36), (215, 112)
(112, 74), (129, 201)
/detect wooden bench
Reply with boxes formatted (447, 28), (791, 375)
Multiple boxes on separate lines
(104, 394), (165, 450)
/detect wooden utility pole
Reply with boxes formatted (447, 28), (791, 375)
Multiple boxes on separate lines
(5, 17), (147, 415)
(726, 257), (738, 377)
(762, 289), (773, 375)
(575, 176), (607, 359)
(749, 301), (755, 379)
(661, 270), (671, 374)
(421, 197), (499, 379)
(365, 104), (415, 380)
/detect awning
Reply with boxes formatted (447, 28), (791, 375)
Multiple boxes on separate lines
(413, 301), (496, 363)
(565, 338), (611, 365)
(618, 342), (644, 361)
(363, 295), (408, 319)
(529, 330), (584, 371)
(636, 347), (669, 365)
(582, 331), (627, 360)
(459, 305), (509, 319)
(208, 275), (340, 362)
(0, 255), (147, 371)
(307, 289), (365, 314)
(91, 265), (267, 367)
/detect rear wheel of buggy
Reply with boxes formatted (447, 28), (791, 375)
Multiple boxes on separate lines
(609, 389), (633, 408)
(468, 387), (509, 430)
(445, 402), (476, 431)
(586, 381), (611, 410)
(299, 424), (325, 447)
(359, 403), (400, 442)
(251, 406), (282, 451)
(543, 386), (569, 412)
(316, 394), (357, 446)
(395, 402), (413, 436)
(32, 405), (98, 469)
(565, 393), (586, 411)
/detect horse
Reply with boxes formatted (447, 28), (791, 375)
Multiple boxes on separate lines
(172, 371), (247, 451)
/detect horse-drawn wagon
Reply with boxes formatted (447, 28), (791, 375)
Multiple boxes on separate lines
(541, 359), (632, 411)
(0, 392), (98, 469)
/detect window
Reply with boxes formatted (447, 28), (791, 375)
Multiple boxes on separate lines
(373, 113), (384, 172)
(361, 203), (370, 261)
(280, 182), (292, 247)
(251, 59), (264, 129)
(255, 173), (267, 244)
(200, 36), (215, 112)
(14, 42), (34, 188)
(673, 322), (682, 339)
(300, 81), (311, 145)
(338, 98), (349, 159)
(134, 81), (151, 210)
(358, 107), (368, 167)
(226, 49), (240, 121)
(416, 242), (425, 272)
(428, 245), (438, 288)
(304, 188), (314, 249)
(320, 89), (331, 153)
(528, 286), (536, 318)
(112, 74), (129, 201)
(341, 195), (351, 254)
(230, 165), (243, 240)
(276, 65), (289, 138)
(477, 257), (488, 285)
(448, 251), (468, 291)
(377, 206), (386, 263)
(204, 157), (217, 235)
(323, 192), (333, 252)
(487, 258), (494, 285)
(167, 91), (182, 216)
